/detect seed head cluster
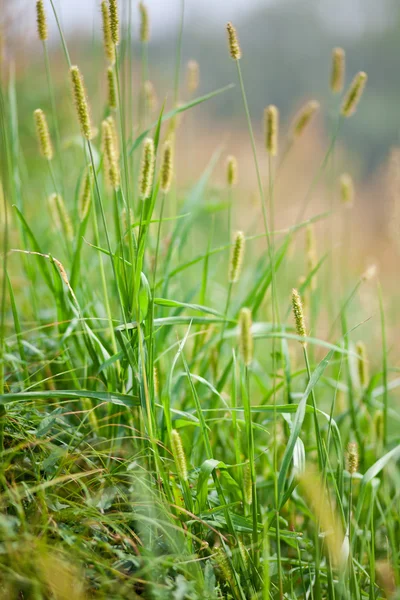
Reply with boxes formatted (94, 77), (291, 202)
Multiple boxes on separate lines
(101, 1), (115, 64)
(331, 47), (345, 93)
(161, 140), (174, 194)
(346, 442), (359, 474)
(171, 429), (188, 481)
(239, 307), (253, 367)
(226, 22), (242, 60)
(70, 66), (93, 140)
(187, 60), (200, 94)
(226, 155), (238, 188)
(229, 231), (245, 283)
(102, 120), (120, 190)
(341, 71), (368, 117)
(78, 166), (93, 221)
(265, 105), (279, 156)
(109, 0), (120, 45)
(139, 138), (155, 199)
(340, 173), (355, 207)
(139, 2), (150, 43)
(36, 0), (48, 42)
(292, 100), (320, 139)
(34, 109), (53, 161)
(292, 288), (307, 344)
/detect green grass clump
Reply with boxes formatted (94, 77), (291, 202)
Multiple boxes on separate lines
(0, 3), (399, 599)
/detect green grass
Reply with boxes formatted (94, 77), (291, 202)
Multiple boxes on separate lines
(0, 2), (399, 599)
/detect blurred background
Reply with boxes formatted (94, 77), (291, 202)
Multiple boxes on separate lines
(1, 0), (400, 300)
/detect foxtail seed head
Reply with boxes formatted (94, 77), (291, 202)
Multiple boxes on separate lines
(121, 206), (134, 235)
(109, 0), (120, 45)
(356, 341), (369, 390)
(139, 138), (155, 199)
(139, 2), (150, 43)
(331, 47), (345, 93)
(373, 410), (384, 444)
(144, 80), (157, 113)
(36, 0), (48, 42)
(214, 548), (233, 585)
(265, 105), (279, 156)
(101, 1), (115, 64)
(161, 140), (174, 193)
(346, 442), (359, 475)
(51, 194), (74, 241)
(106, 115), (119, 159)
(243, 460), (252, 505)
(107, 66), (117, 110)
(78, 165), (93, 221)
(48, 193), (61, 231)
(171, 429), (188, 481)
(70, 66), (92, 140)
(239, 307), (253, 367)
(362, 264), (377, 282)
(153, 366), (159, 397)
(226, 22), (241, 60)
(226, 155), (238, 187)
(291, 100), (320, 139)
(341, 71), (367, 117)
(340, 173), (354, 207)
(102, 120), (120, 190)
(229, 231), (245, 283)
(187, 60), (200, 93)
(34, 109), (53, 161)
(292, 289), (307, 345)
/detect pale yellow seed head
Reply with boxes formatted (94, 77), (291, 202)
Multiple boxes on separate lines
(340, 173), (354, 207)
(243, 460), (252, 505)
(187, 60), (200, 94)
(292, 288), (307, 345)
(346, 442), (359, 474)
(139, 138), (155, 199)
(107, 66), (117, 110)
(229, 231), (245, 283)
(106, 115), (119, 159)
(331, 47), (345, 93)
(36, 0), (48, 42)
(160, 140), (174, 194)
(101, 120), (120, 190)
(171, 429), (188, 481)
(265, 105), (279, 156)
(48, 193), (61, 231)
(291, 100), (320, 139)
(70, 66), (93, 140)
(373, 410), (384, 444)
(144, 80), (157, 113)
(49, 194), (73, 241)
(341, 71), (367, 117)
(226, 22), (241, 60)
(361, 264), (377, 282)
(356, 341), (369, 390)
(226, 155), (238, 188)
(101, 1), (115, 64)
(78, 165), (93, 221)
(121, 206), (134, 235)
(139, 2), (150, 43)
(34, 109), (53, 161)
(214, 548), (233, 585)
(109, 0), (120, 45)
(239, 307), (253, 367)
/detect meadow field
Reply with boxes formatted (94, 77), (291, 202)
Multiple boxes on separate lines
(0, 1), (399, 598)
